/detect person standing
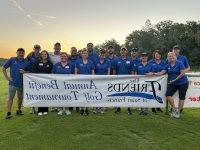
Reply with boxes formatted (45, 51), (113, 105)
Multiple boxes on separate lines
(93, 48), (111, 114)
(75, 49), (95, 115)
(87, 43), (99, 65)
(113, 47), (134, 115)
(49, 42), (61, 65)
(166, 52), (189, 119)
(106, 45), (117, 75)
(131, 47), (140, 68)
(2, 48), (30, 119)
(26, 44), (41, 114)
(135, 52), (151, 115)
(148, 50), (167, 113)
(32, 50), (53, 116)
(52, 52), (74, 116)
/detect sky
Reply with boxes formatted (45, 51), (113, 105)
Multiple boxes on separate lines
(0, 0), (200, 58)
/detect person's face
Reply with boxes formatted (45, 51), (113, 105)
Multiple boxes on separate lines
(17, 51), (25, 59)
(34, 47), (41, 54)
(108, 48), (114, 55)
(87, 43), (93, 52)
(120, 49), (128, 57)
(71, 47), (77, 56)
(141, 56), (148, 62)
(168, 53), (176, 62)
(82, 51), (88, 59)
(154, 52), (161, 60)
(99, 53), (106, 59)
(41, 52), (48, 60)
(61, 54), (68, 62)
(173, 48), (180, 56)
(131, 51), (138, 57)
(54, 44), (61, 53)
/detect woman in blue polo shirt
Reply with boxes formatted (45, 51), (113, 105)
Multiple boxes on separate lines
(166, 52), (189, 119)
(135, 52), (151, 115)
(52, 52), (74, 116)
(75, 49), (95, 115)
(148, 50), (167, 113)
(32, 50), (53, 116)
(93, 49), (111, 114)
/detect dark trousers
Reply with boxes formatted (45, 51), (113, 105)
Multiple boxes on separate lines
(38, 107), (48, 113)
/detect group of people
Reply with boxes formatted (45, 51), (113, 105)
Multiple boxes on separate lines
(2, 42), (190, 119)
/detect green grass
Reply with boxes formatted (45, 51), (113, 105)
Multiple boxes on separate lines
(0, 68), (200, 150)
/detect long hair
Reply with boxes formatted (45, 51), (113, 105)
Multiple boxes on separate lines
(39, 50), (51, 62)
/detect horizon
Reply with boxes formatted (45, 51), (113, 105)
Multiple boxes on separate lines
(1, 0), (200, 58)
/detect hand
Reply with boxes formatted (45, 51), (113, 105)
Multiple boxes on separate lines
(146, 72), (154, 76)
(168, 79), (176, 84)
(6, 76), (13, 81)
(19, 69), (26, 74)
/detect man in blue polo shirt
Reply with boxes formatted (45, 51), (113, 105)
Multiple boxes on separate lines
(113, 47), (134, 115)
(106, 45), (118, 75)
(2, 48), (30, 119)
(87, 43), (99, 65)
(131, 47), (140, 68)
(69, 47), (80, 72)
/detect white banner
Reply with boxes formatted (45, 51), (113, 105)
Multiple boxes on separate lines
(23, 74), (167, 107)
(174, 73), (200, 108)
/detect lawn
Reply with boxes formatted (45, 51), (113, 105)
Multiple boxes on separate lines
(0, 68), (200, 150)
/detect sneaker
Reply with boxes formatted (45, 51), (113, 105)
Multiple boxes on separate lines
(128, 108), (132, 115)
(139, 111), (148, 115)
(80, 110), (84, 115)
(152, 108), (157, 113)
(100, 110), (105, 114)
(5, 112), (12, 119)
(170, 108), (177, 117)
(93, 110), (97, 114)
(29, 107), (36, 114)
(84, 109), (89, 116)
(38, 112), (43, 116)
(173, 109), (180, 119)
(114, 108), (121, 114)
(16, 110), (24, 115)
(76, 107), (80, 113)
(43, 112), (48, 115)
(65, 110), (71, 115)
(58, 110), (64, 116)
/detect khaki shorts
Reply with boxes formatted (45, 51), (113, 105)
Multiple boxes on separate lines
(8, 85), (23, 100)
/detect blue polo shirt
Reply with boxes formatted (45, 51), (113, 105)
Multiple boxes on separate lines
(52, 62), (74, 74)
(132, 57), (141, 69)
(136, 62), (151, 75)
(95, 58), (111, 75)
(113, 57), (134, 75)
(75, 59), (95, 74)
(69, 56), (80, 73)
(149, 59), (167, 73)
(88, 51), (99, 64)
(166, 61), (188, 85)
(3, 57), (30, 87)
(177, 55), (189, 68)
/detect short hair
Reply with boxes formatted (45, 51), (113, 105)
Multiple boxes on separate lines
(87, 43), (93, 46)
(54, 42), (61, 46)
(121, 47), (127, 51)
(153, 50), (162, 58)
(17, 48), (25, 52)
(108, 45), (114, 49)
(60, 52), (68, 57)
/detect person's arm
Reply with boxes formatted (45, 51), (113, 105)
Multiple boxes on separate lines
(75, 67), (78, 75)
(107, 68), (111, 75)
(154, 70), (166, 76)
(184, 57), (190, 72)
(2, 67), (12, 81)
(91, 70), (95, 75)
(169, 69), (185, 84)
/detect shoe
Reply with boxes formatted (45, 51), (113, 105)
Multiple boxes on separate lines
(156, 108), (163, 112)
(76, 107), (80, 113)
(51, 108), (55, 112)
(5, 112), (12, 119)
(16, 110), (24, 115)
(29, 107), (36, 114)
(152, 108), (157, 113)
(127, 108), (132, 115)
(80, 110), (84, 115)
(43, 112), (48, 115)
(114, 108), (121, 114)
(93, 110), (97, 114)
(65, 110), (71, 115)
(139, 111), (148, 115)
(38, 112), (43, 116)
(170, 108), (176, 118)
(84, 109), (89, 116)
(173, 111), (180, 119)
(58, 110), (64, 116)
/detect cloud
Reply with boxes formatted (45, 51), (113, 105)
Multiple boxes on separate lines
(8, 0), (57, 27)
